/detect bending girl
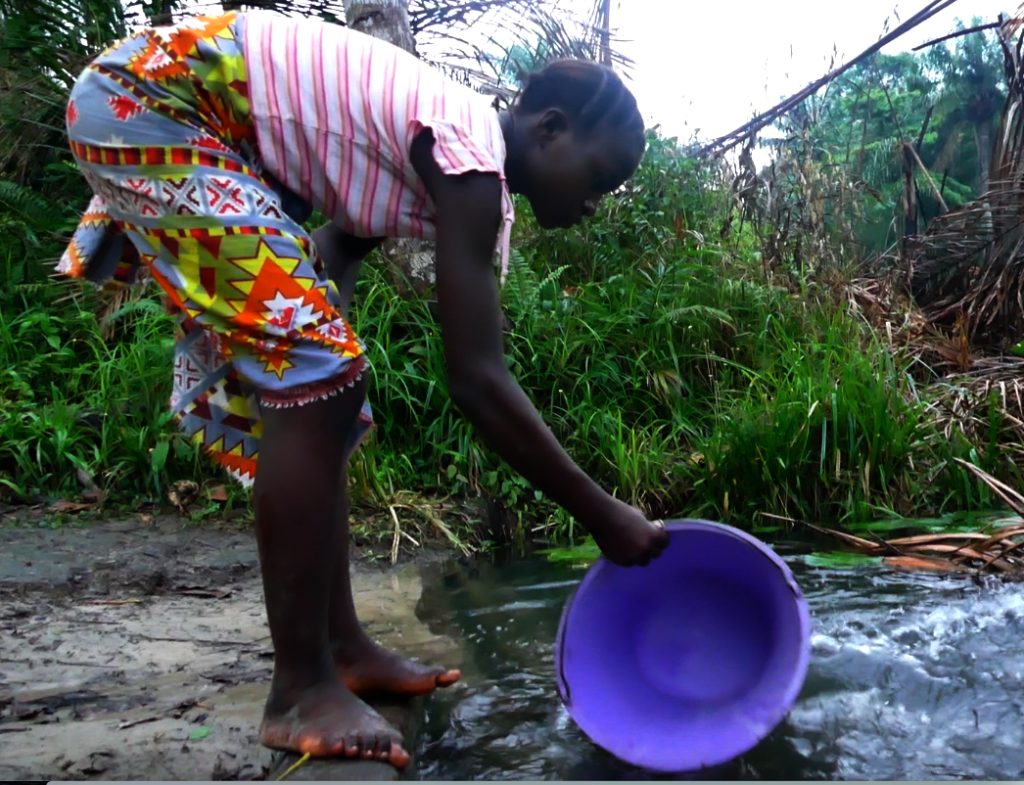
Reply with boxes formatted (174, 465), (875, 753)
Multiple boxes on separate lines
(59, 9), (669, 770)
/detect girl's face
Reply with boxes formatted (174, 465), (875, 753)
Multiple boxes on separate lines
(519, 110), (642, 230)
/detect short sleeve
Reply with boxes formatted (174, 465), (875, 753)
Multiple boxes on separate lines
(410, 117), (506, 181)
(409, 111), (515, 285)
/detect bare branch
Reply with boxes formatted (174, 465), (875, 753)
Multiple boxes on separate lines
(698, 0), (964, 159)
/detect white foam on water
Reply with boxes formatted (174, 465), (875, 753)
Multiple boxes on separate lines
(785, 575), (1024, 779)
(811, 578), (1024, 666)
(517, 580), (582, 592)
(553, 703), (572, 732)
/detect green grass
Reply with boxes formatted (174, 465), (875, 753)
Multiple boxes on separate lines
(2, 131), (1022, 551)
(358, 218), (1016, 533)
(0, 252), (218, 505)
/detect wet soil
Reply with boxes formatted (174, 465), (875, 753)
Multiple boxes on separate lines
(0, 515), (464, 781)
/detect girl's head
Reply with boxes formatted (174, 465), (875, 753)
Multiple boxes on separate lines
(503, 59), (646, 230)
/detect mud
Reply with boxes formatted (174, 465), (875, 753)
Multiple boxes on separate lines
(0, 516), (464, 781)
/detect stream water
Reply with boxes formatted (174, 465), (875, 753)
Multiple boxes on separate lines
(414, 550), (1024, 780)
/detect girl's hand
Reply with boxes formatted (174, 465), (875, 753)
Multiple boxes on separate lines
(588, 500), (670, 567)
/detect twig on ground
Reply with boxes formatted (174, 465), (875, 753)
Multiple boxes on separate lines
(275, 752), (311, 781)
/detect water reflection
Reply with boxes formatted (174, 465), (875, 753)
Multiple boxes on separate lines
(414, 553), (1024, 780)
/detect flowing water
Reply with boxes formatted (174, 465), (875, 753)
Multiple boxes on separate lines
(413, 550), (1024, 781)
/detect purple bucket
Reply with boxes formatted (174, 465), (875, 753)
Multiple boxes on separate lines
(554, 519), (812, 773)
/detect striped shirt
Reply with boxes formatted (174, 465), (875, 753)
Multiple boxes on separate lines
(239, 10), (514, 279)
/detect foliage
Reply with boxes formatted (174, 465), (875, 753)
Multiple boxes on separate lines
(760, 19), (1007, 262)
(0, 248), (197, 505)
(903, 17), (1024, 349)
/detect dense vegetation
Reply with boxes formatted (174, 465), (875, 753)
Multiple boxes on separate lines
(1, 3), (1021, 550)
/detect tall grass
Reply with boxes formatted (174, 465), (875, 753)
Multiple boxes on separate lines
(0, 250), (211, 504)
(352, 241), (1013, 532)
(1, 130), (1019, 544)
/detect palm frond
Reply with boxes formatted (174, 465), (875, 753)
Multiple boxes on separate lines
(910, 12), (1024, 348)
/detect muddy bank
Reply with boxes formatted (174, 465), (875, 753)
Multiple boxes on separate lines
(0, 518), (464, 781)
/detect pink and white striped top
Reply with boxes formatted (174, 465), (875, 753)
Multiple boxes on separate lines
(240, 10), (514, 279)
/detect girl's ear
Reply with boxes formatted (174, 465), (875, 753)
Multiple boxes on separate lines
(536, 108), (570, 143)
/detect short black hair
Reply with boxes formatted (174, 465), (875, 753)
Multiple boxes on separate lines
(515, 59), (646, 165)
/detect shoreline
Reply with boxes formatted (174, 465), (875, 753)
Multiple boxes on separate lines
(0, 518), (465, 781)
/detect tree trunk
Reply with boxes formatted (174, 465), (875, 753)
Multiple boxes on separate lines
(975, 124), (994, 238)
(346, 0), (434, 299)
(975, 124), (992, 195)
(598, 0), (612, 66)
(148, 0), (176, 25)
(900, 141), (918, 286)
(346, 1), (417, 55)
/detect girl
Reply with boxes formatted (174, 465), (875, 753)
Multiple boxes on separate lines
(59, 8), (669, 770)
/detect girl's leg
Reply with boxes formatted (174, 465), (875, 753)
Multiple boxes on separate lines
(254, 375), (408, 765)
(326, 458), (461, 698)
(312, 225), (460, 697)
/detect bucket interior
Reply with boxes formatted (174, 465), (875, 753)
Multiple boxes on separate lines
(556, 522), (810, 773)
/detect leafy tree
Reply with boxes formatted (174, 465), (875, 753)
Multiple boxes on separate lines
(923, 17), (1006, 193)
(762, 18), (1007, 258)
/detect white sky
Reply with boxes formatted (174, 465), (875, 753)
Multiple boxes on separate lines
(611, 0), (1010, 146)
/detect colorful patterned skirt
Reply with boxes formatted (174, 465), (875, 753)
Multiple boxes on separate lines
(59, 11), (373, 487)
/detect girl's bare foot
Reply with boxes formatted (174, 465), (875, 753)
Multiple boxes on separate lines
(334, 635), (461, 698)
(259, 675), (411, 769)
